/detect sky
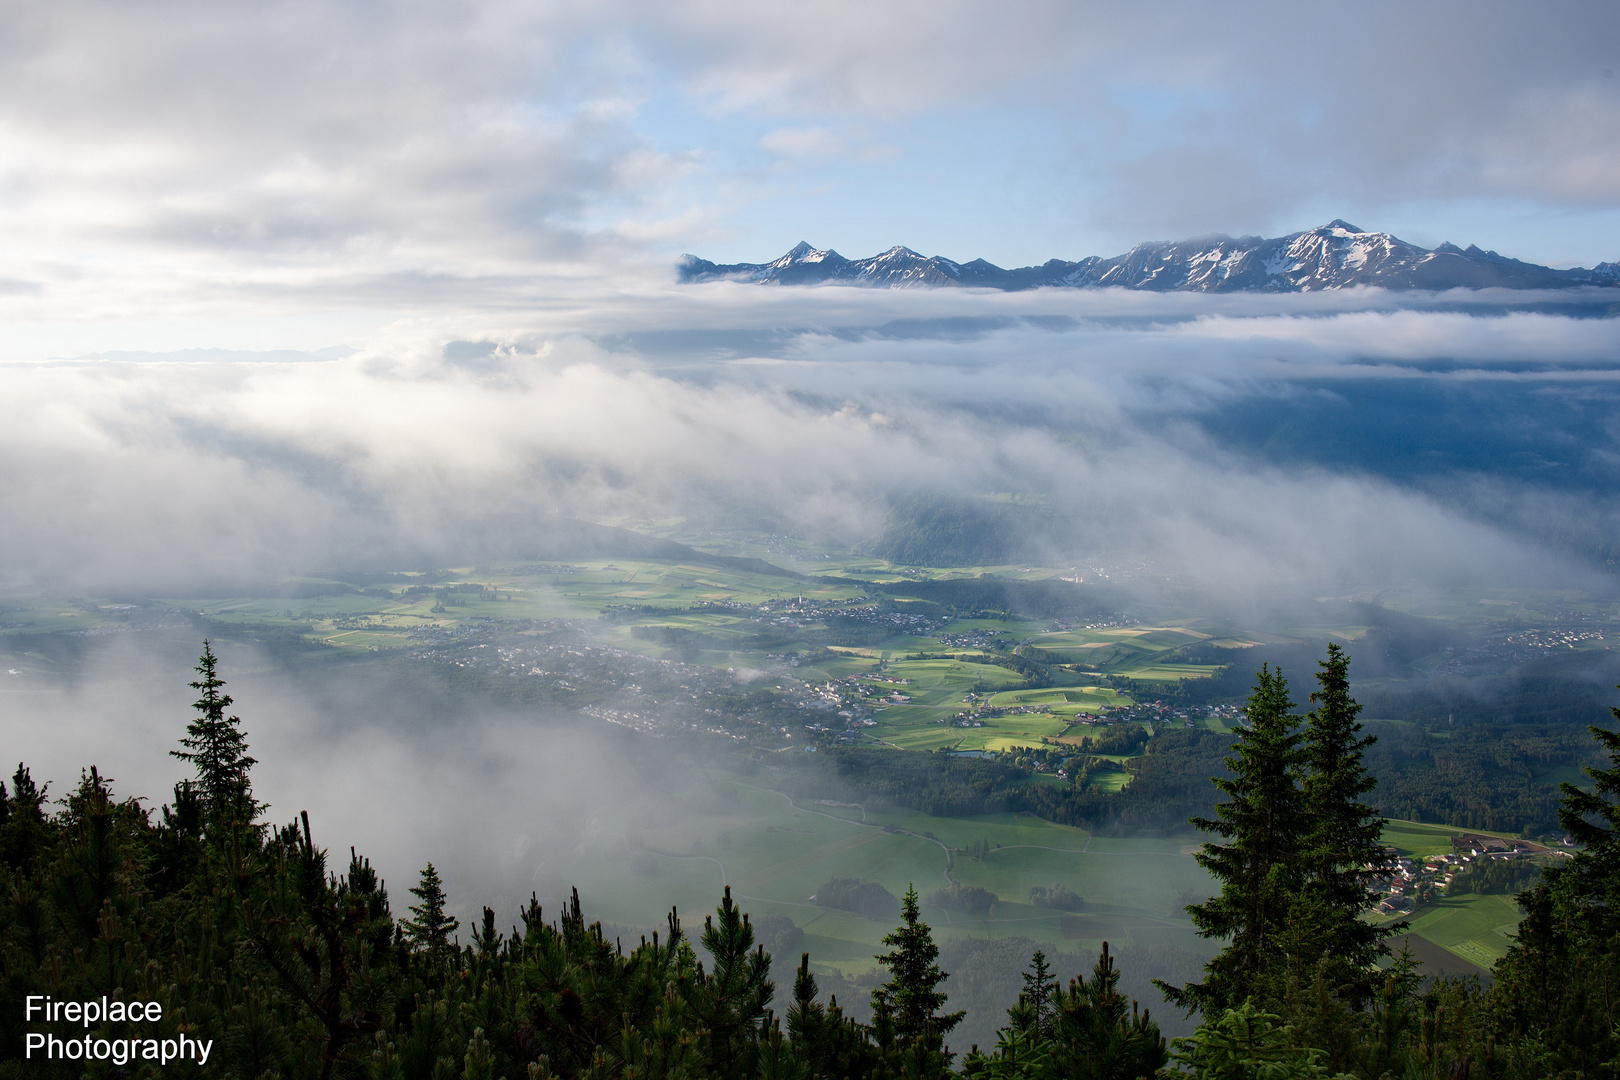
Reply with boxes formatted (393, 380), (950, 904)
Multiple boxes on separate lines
(0, 1), (1618, 356)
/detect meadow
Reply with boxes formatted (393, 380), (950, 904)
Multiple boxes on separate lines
(1023, 625), (1225, 682)
(533, 754), (1515, 990)
(538, 770), (1214, 980)
(1400, 894), (1524, 970)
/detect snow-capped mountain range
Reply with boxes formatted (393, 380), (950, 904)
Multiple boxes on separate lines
(678, 221), (1620, 292)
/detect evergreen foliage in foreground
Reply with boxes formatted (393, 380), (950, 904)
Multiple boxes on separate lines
(1295, 644), (1395, 1007)
(0, 645), (1160, 1080)
(871, 885), (964, 1072)
(1162, 650), (1396, 1018)
(1485, 695), (1620, 1077)
(4, 643), (1620, 1077)
(1166, 664), (1308, 1013)
(962, 943), (1167, 1080)
(1160, 649), (1620, 1078)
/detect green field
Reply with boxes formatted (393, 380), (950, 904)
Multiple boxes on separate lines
(868, 711), (1072, 753)
(1023, 625), (1224, 681)
(862, 657), (1027, 703)
(1402, 894), (1524, 968)
(539, 773), (1215, 979)
(541, 802), (1526, 985)
(987, 686), (1105, 708)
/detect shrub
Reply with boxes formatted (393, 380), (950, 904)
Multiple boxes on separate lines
(813, 878), (901, 917)
(1028, 883), (1085, 910)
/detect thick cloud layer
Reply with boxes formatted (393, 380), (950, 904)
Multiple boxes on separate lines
(2, 285), (1615, 599)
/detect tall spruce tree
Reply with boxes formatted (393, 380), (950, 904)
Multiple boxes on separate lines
(1022, 949), (1057, 1041)
(1162, 664), (1306, 1013)
(171, 640), (259, 827)
(1296, 643), (1395, 1002)
(403, 862), (460, 961)
(872, 884), (964, 1065)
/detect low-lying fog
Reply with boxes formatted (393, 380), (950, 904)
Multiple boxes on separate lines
(4, 634), (637, 903)
(4, 284), (1617, 597)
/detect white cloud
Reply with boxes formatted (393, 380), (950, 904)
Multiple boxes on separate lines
(0, 286), (1612, 597)
(633, 3), (1620, 235)
(758, 125), (896, 164)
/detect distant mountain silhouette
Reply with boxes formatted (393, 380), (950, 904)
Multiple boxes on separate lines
(679, 222), (1619, 292)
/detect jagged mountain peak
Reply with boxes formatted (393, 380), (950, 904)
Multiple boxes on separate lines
(677, 226), (1618, 293)
(770, 242), (843, 263)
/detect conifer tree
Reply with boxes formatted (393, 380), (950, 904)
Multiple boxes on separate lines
(1492, 698), (1620, 1070)
(1297, 643), (1395, 1002)
(872, 884), (964, 1063)
(692, 885), (774, 1078)
(473, 905), (502, 959)
(0, 763), (52, 870)
(787, 952), (825, 1045)
(403, 862), (459, 960)
(1022, 949), (1057, 1041)
(1048, 942), (1167, 1079)
(1170, 1000), (1344, 1079)
(171, 640), (259, 827)
(787, 951), (877, 1079)
(965, 944), (1166, 1080)
(1557, 697), (1620, 896)
(1163, 665), (1306, 1013)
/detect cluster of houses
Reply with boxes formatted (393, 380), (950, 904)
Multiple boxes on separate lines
(1370, 834), (1565, 916)
(1503, 627), (1607, 649)
(937, 628), (1008, 650)
(1433, 621), (1612, 676)
(1085, 701), (1244, 729)
(939, 704), (1049, 727)
(859, 673), (916, 704)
